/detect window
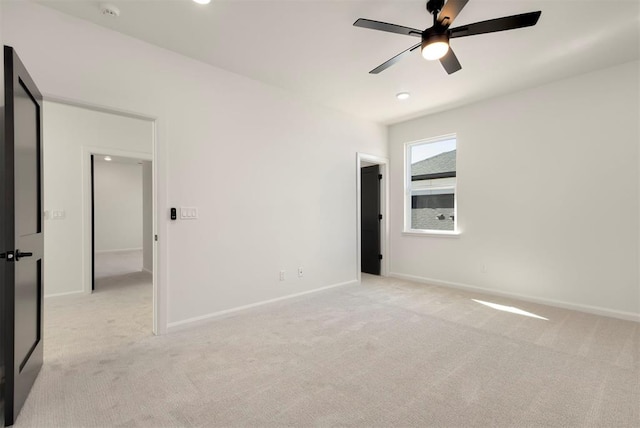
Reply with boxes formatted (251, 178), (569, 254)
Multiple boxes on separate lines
(405, 135), (457, 234)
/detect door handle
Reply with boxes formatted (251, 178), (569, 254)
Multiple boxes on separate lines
(15, 250), (33, 261)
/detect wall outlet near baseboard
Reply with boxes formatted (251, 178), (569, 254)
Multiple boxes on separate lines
(279, 270), (285, 281)
(298, 267), (303, 278)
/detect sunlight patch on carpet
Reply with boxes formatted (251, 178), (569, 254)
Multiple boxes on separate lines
(472, 299), (548, 320)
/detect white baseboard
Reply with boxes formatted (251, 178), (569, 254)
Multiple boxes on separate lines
(167, 280), (357, 333)
(388, 272), (640, 323)
(95, 247), (143, 254)
(45, 290), (85, 299)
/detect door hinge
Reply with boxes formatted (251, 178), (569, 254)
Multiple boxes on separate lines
(155, 235), (158, 242)
(378, 174), (382, 180)
(378, 254), (383, 260)
(378, 214), (383, 220)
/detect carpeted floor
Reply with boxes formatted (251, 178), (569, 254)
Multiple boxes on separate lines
(14, 273), (639, 427)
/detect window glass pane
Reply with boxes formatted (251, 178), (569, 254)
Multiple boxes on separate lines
(411, 189), (455, 231)
(407, 137), (456, 232)
(411, 138), (456, 177)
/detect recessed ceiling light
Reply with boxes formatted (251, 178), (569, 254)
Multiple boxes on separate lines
(396, 92), (410, 101)
(104, 156), (112, 161)
(192, 0), (211, 4)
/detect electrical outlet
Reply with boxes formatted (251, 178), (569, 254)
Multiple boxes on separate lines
(481, 264), (487, 273)
(279, 270), (285, 281)
(298, 267), (303, 278)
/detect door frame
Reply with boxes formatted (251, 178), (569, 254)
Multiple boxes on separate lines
(356, 153), (389, 282)
(45, 96), (163, 335)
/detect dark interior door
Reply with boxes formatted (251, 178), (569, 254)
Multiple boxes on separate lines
(2, 45), (44, 427)
(91, 154), (95, 291)
(361, 165), (381, 275)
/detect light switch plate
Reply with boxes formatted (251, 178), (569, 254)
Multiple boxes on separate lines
(51, 209), (66, 220)
(180, 207), (198, 219)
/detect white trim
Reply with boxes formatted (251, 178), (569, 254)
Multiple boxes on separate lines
(84, 146), (152, 163)
(167, 280), (357, 332)
(44, 290), (85, 299)
(142, 268), (153, 275)
(356, 153), (390, 283)
(388, 272), (640, 323)
(150, 119), (164, 335)
(94, 247), (143, 254)
(402, 230), (461, 238)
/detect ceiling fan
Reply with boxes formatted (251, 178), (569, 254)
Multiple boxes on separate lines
(354, 0), (541, 75)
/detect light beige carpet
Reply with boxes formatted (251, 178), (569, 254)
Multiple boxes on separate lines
(14, 273), (639, 427)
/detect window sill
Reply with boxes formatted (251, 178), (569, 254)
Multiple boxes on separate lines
(402, 230), (461, 238)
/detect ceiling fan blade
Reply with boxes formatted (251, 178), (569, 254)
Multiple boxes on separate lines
(449, 11), (541, 38)
(438, 0), (469, 27)
(369, 43), (422, 74)
(439, 47), (462, 74)
(353, 18), (422, 37)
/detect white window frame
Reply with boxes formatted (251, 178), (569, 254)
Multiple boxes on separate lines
(404, 134), (460, 237)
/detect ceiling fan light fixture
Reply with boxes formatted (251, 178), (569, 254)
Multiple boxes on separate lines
(192, 0), (211, 4)
(396, 92), (410, 100)
(421, 34), (449, 60)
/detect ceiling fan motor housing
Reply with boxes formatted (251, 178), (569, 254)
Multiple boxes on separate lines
(421, 29), (449, 47)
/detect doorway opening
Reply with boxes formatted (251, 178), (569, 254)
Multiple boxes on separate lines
(42, 99), (161, 335)
(356, 153), (389, 281)
(90, 154), (153, 296)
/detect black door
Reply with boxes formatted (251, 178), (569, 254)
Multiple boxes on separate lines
(361, 165), (381, 275)
(91, 155), (95, 292)
(2, 45), (44, 426)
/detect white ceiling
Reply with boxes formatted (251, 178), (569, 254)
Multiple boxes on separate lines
(36, 0), (640, 124)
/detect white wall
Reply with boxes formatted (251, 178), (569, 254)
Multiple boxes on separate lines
(43, 102), (152, 297)
(142, 161), (153, 273)
(94, 160), (143, 252)
(3, 2), (387, 329)
(389, 61), (640, 320)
